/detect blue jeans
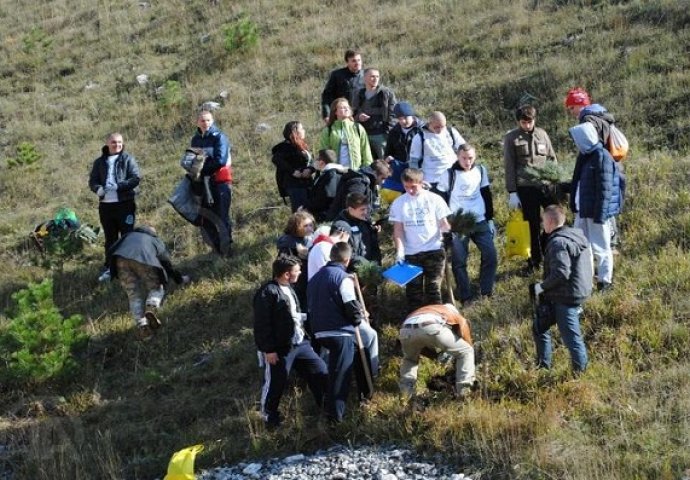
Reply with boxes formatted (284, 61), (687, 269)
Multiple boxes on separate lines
(450, 223), (497, 301)
(532, 302), (588, 373)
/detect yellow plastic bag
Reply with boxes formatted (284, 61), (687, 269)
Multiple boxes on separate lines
(380, 188), (402, 205)
(505, 210), (531, 259)
(164, 444), (204, 480)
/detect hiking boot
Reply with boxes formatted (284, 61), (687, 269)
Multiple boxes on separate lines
(597, 281), (613, 292)
(136, 319), (154, 341)
(144, 311), (162, 330)
(98, 268), (111, 283)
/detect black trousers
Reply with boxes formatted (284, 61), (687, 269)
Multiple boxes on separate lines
(99, 200), (135, 268)
(517, 186), (556, 268)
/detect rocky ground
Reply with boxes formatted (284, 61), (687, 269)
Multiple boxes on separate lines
(198, 445), (475, 480)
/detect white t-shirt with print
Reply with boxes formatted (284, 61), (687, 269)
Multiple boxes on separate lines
(436, 165), (489, 222)
(389, 189), (451, 255)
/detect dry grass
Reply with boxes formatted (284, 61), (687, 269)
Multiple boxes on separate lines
(1, 0), (690, 478)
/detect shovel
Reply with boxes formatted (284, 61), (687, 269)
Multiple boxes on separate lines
(352, 274), (374, 399)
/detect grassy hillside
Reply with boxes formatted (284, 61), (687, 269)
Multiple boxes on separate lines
(1, 0), (689, 478)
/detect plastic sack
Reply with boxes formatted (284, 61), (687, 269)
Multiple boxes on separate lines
(164, 444), (204, 480)
(505, 210), (531, 259)
(608, 124), (629, 161)
(168, 176), (202, 226)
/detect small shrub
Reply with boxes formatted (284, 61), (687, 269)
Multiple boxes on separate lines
(0, 279), (87, 388)
(7, 142), (41, 168)
(21, 27), (52, 54)
(222, 16), (259, 53)
(157, 79), (183, 108)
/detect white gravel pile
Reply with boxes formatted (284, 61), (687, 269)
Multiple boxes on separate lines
(199, 445), (474, 480)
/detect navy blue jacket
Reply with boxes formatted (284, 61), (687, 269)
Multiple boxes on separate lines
(190, 125), (231, 177)
(307, 263), (363, 334)
(570, 144), (621, 223)
(88, 148), (140, 202)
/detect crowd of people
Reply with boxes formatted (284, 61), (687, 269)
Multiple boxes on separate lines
(87, 48), (626, 424)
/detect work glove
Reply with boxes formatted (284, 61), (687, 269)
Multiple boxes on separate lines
(508, 192), (521, 210)
(96, 186), (105, 197)
(529, 282), (544, 300)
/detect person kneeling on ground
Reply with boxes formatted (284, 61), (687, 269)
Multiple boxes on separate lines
(399, 303), (475, 399)
(109, 225), (190, 340)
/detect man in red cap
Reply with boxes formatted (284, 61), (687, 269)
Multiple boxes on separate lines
(564, 87), (616, 147)
(564, 87), (624, 255)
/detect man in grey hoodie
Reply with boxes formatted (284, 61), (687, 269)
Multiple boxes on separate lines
(531, 205), (593, 373)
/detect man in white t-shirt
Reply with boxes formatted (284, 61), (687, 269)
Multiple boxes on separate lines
(436, 145), (497, 304)
(409, 111), (465, 188)
(390, 168), (452, 312)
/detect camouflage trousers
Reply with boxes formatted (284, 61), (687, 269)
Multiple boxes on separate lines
(116, 257), (165, 324)
(404, 248), (446, 313)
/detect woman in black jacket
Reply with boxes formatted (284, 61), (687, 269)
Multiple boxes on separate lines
(272, 121), (313, 212)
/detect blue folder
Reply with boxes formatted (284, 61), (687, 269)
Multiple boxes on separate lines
(383, 262), (423, 286)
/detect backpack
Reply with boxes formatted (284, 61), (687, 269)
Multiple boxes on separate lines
(325, 169), (371, 220)
(607, 124), (629, 162)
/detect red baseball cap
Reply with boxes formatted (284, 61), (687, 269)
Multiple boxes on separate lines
(564, 87), (591, 107)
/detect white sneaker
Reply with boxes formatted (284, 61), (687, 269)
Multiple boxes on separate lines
(98, 269), (111, 282)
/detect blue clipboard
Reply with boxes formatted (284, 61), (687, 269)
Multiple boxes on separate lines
(383, 262), (423, 286)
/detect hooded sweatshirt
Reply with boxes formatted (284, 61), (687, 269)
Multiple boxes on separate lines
(542, 226), (593, 305)
(578, 103), (616, 146)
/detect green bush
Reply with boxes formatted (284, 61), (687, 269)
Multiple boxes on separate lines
(157, 79), (183, 108)
(0, 279), (86, 388)
(21, 27), (52, 54)
(7, 142), (41, 168)
(222, 15), (259, 53)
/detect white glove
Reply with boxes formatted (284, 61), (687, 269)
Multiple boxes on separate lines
(96, 186), (105, 197)
(534, 282), (544, 297)
(395, 250), (405, 264)
(508, 192), (521, 210)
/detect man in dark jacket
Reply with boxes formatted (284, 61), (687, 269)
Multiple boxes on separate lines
(531, 205), (592, 373)
(321, 49), (364, 122)
(306, 149), (344, 221)
(253, 255), (327, 428)
(569, 122), (621, 291)
(109, 225), (190, 339)
(383, 102), (425, 197)
(334, 192), (382, 266)
(89, 132), (140, 282)
(190, 110), (233, 256)
(307, 242), (368, 423)
(351, 68), (397, 159)
(325, 159), (391, 220)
